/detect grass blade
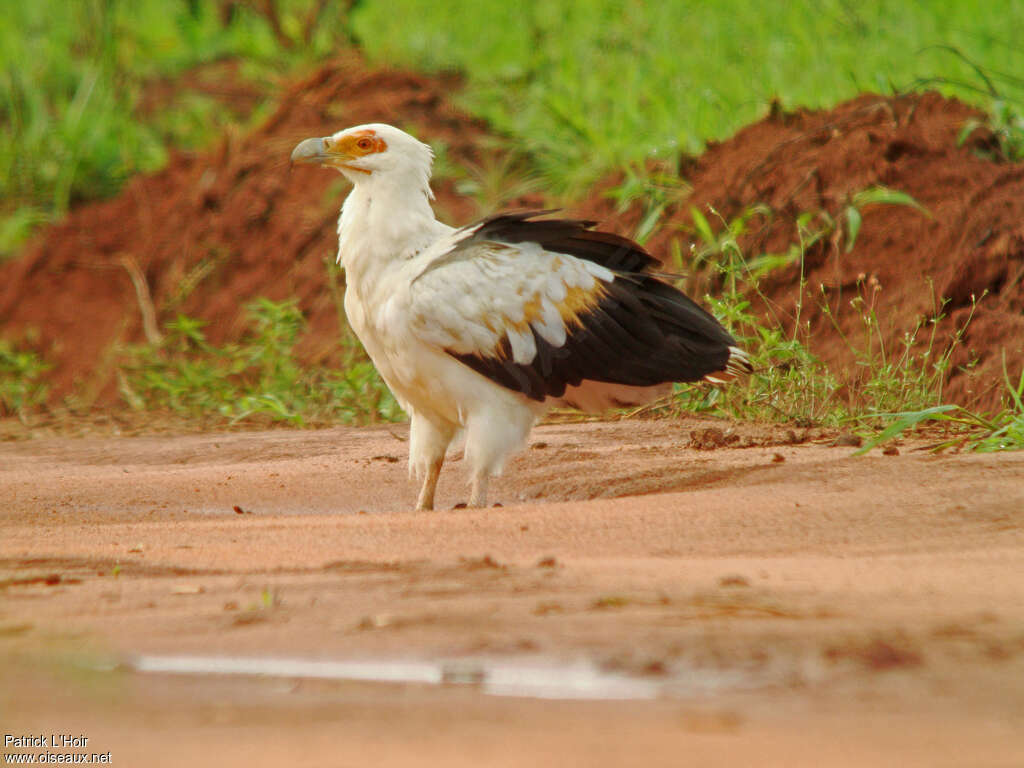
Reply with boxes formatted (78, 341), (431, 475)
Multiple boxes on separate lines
(852, 186), (931, 218)
(854, 404), (958, 455)
(844, 205), (862, 253)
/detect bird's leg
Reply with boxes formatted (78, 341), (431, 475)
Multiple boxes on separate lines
(409, 412), (454, 511)
(416, 455), (443, 511)
(462, 405), (536, 509)
(468, 472), (489, 508)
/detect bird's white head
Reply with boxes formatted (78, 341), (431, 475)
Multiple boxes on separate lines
(291, 123), (434, 198)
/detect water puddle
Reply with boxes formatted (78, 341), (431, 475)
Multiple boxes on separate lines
(127, 654), (745, 701)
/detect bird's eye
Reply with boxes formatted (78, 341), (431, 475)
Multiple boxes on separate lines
(357, 137), (374, 151)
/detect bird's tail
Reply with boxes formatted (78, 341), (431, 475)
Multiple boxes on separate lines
(703, 345), (753, 384)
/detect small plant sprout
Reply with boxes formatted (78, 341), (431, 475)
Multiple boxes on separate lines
(841, 186), (931, 253)
(0, 340), (51, 419)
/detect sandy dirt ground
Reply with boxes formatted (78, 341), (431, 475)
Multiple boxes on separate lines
(2, 418), (1023, 767)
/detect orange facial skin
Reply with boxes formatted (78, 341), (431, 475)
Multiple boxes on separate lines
(323, 130), (388, 174)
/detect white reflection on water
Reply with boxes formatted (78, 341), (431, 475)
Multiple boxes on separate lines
(129, 654), (671, 701)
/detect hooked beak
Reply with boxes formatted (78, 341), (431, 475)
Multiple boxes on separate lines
(291, 137), (332, 166)
(291, 134), (373, 175)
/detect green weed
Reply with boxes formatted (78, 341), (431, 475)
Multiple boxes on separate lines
(919, 45), (1024, 163)
(958, 99), (1024, 162)
(857, 361), (1024, 454)
(695, 292), (846, 428)
(610, 164), (692, 246)
(671, 198), (978, 435)
(0, 339), (52, 418)
(841, 187), (931, 253)
(117, 297), (401, 427)
(819, 281), (971, 418)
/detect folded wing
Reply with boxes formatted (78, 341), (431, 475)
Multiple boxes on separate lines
(407, 212), (746, 403)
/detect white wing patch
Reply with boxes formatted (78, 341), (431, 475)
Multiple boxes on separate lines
(407, 239), (611, 365)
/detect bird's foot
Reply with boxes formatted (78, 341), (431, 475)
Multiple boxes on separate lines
(468, 475), (489, 509)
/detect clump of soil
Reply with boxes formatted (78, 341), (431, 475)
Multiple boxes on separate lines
(2, 57), (1022, 415)
(645, 93), (1023, 413)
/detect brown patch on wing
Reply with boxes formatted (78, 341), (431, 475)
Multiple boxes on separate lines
(558, 282), (608, 328)
(521, 294), (544, 327)
(499, 280), (606, 341)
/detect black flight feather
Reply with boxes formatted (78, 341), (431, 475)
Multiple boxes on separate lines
(468, 211), (658, 274)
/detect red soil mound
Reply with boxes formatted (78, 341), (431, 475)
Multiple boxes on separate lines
(646, 93), (1023, 413)
(2, 59), (1021, 415)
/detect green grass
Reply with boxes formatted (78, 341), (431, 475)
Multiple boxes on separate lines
(117, 297), (401, 427)
(352, 0), (1024, 195)
(958, 98), (1024, 162)
(0, 339), (52, 419)
(0, 0), (354, 258)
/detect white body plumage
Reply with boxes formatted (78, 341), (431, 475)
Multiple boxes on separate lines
(338, 173), (543, 506)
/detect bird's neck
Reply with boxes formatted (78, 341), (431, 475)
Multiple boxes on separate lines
(337, 172), (440, 288)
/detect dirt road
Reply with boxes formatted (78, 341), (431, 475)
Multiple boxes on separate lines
(2, 419), (1023, 766)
